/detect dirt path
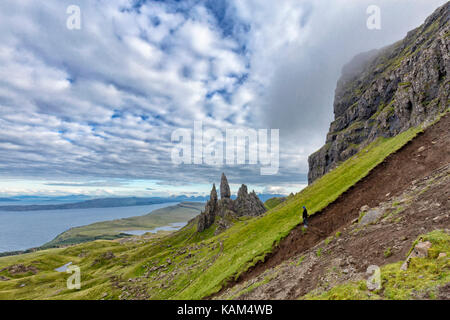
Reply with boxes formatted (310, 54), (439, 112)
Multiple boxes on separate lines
(212, 113), (450, 298)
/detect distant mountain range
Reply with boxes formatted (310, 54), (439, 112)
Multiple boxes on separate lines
(0, 198), (20, 202)
(0, 194), (285, 212)
(0, 195), (91, 203)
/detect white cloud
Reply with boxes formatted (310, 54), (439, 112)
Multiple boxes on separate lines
(0, 0), (446, 195)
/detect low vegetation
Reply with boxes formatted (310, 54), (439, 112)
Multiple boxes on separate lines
(0, 125), (423, 300)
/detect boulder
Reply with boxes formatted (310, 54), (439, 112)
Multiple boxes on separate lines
(359, 208), (383, 225)
(360, 205), (370, 212)
(414, 241), (432, 258)
(401, 240), (433, 270)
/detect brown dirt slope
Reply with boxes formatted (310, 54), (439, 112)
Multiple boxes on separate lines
(219, 162), (449, 299)
(214, 113), (450, 299)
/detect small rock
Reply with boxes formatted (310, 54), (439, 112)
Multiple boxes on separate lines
(401, 241), (432, 271)
(102, 251), (115, 260)
(417, 146), (425, 153)
(360, 205), (370, 212)
(433, 216), (445, 223)
(359, 208), (383, 226)
(414, 241), (432, 258)
(342, 269), (349, 274)
(438, 253), (447, 259)
(400, 261), (409, 271)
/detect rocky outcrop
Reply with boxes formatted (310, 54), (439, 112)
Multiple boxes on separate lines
(220, 173), (231, 199)
(0, 264), (39, 275)
(308, 2), (449, 184)
(197, 174), (266, 232)
(197, 184), (218, 232)
(234, 185), (267, 217)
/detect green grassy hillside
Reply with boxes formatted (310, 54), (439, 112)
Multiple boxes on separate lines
(264, 197), (287, 210)
(0, 124), (424, 300)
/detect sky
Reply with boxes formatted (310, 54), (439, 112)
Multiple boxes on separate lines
(0, 0), (446, 197)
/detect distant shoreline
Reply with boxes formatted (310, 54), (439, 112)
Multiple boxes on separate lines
(0, 201), (204, 257)
(0, 197), (205, 212)
(0, 194), (285, 212)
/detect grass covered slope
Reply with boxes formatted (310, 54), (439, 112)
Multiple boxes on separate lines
(178, 126), (422, 299)
(43, 202), (204, 248)
(264, 197), (287, 210)
(0, 124), (424, 300)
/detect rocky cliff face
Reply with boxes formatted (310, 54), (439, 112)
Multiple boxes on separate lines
(197, 173), (266, 233)
(308, 3), (449, 184)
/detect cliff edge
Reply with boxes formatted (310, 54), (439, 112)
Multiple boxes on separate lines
(308, 2), (449, 184)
